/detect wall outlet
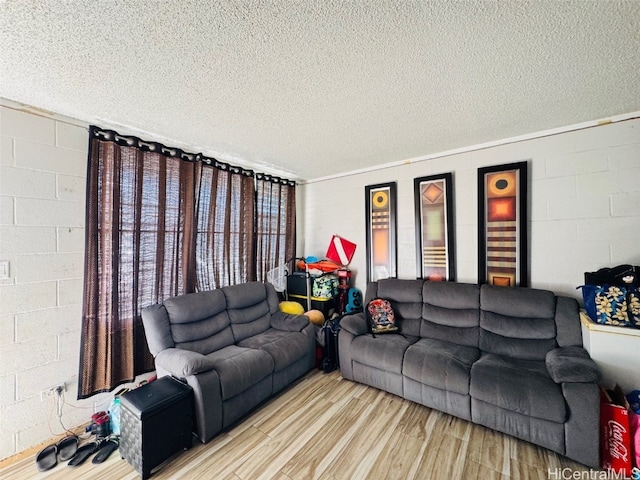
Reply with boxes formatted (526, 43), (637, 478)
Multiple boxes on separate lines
(40, 383), (66, 402)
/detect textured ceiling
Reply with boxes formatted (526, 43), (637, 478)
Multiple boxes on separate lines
(1, 1), (639, 181)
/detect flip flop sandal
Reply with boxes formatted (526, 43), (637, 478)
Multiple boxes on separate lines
(67, 442), (98, 466)
(92, 438), (119, 464)
(57, 435), (78, 461)
(35, 444), (57, 472)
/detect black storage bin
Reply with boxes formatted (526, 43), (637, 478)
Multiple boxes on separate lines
(120, 376), (193, 479)
(287, 272), (310, 297)
(288, 294), (335, 317)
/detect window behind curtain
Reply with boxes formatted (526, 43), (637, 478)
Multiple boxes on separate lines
(255, 174), (296, 283)
(195, 165), (255, 290)
(79, 127), (293, 399)
(80, 135), (195, 398)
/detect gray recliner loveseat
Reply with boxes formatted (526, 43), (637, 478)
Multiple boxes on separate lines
(141, 281), (316, 443)
(338, 279), (601, 467)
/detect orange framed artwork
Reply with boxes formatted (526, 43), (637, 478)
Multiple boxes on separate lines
(414, 172), (455, 281)
(365, 182), (397, 283)
(477, 161), (528, 287)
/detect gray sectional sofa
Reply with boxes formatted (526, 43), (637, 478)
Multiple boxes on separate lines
(141, 281), (315, 443)
(338, 279), (601, 467)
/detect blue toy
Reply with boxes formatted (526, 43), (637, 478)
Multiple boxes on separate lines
(627, 389), (640, 413)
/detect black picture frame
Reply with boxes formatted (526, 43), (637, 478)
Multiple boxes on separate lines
(477, 161), (528, 287)
(414, 172), (455, 281)
(365, 182), (397, 283)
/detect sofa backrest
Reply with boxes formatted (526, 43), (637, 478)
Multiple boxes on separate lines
(360, 279), (583, 358)
(141, 304), (175, 356)
(223, 281), (276, 342)
(421, 281), (480, 347)
(163, 289), (234, 355)
(366, 279), (424, 336)
(479, 284), (559, 360)
(553, 296), (583, 347)
(141, 289), (235, 356)
(142, 282), (288, 356)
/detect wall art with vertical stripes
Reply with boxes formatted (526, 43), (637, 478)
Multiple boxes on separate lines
(414, 173), (455, 281)
(365, 182), (397, 283)
(477, 161), (528, 287)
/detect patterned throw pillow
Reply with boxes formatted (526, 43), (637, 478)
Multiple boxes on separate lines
(366, 298), (399, 334)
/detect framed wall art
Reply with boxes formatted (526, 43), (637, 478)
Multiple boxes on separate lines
(477, 161), (528, 287)
(414, 173), (455, 281)
(365, 182), (397, 283)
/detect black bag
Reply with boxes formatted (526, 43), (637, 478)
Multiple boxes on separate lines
(584, 264), (639, 288)
(321, 316), (341, 373)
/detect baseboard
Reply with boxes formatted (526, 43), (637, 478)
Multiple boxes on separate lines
(0, 422), (90, 469)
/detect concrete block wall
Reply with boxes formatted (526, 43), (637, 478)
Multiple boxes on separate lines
(0, 103), (118, 460)
(299, 118), (640, 298)
(2, 98), (638, 461)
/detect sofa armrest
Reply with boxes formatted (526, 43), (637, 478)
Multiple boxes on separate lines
(155, 348), (217, 377)
(340, 312), (369, 336)
(270, 311), (309, 332)
(545, 346), (601, 384)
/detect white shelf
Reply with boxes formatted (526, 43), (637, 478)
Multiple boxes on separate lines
(579, 311), (640, 393)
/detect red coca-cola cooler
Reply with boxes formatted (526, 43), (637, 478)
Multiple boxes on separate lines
(600, 386), (635, 476)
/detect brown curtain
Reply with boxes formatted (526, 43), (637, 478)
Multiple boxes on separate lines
(255, 174), (296, 283)
(195, 165), (256, 290)
(79, 127), (264, 398)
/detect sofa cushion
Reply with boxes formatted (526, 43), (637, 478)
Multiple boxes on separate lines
(421, 282), (480, 348)
(170, 312), (234, 356)
(470, 353), (566, 423)
(479, 284), (558, 360)
(403, 338), (480, 395)
(545, 346), (601, 383)
(141, 304), (175, 356)
(164, 290), (234, 355)
(270, 311), (309, 332)
(223, 282), (272, 342)
(375, 279), (424, 337)
(164, 289), (227, 323)
(481, 284), (556, 318)
(340, 312), (369, 336)
(554, 296), (583, 347)
(350, 333), (418, 374)
(479, 329), (556, 361)
(155, 347), (217, 376)
(205, 345), (274, 400)
(237, 328), (310, 371)
(423, 281), (480, 311)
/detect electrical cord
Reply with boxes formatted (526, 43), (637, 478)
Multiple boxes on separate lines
(46, 389), (92, 440)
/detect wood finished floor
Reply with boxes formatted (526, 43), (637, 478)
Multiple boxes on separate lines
(0, 369), (595, 480)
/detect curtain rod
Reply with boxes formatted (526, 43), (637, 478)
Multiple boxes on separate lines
(90, 125), (296, 186)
